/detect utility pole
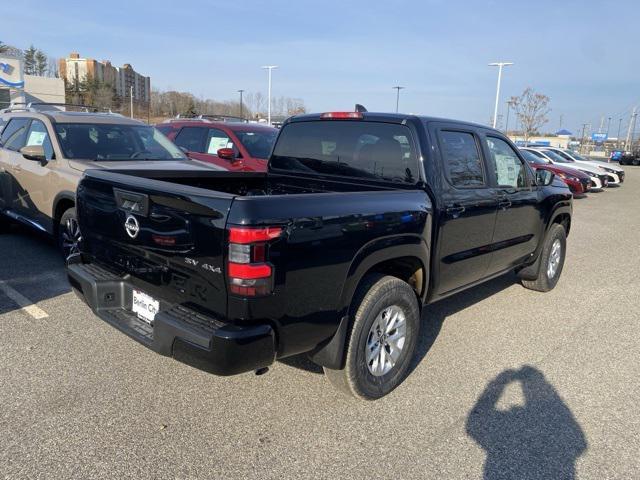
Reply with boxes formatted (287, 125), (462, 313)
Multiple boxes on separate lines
(625, 107), (637, 151)
(617, 118), (623, 147)
(580, 123), (588, 154)
(237, 89), (244, 120)
(488, 62), (514, 128)
(130, 85), (134, 119)
(261, 65), (278, 126)
(392, 86), (405, 113)
(559, 114), (563, 130)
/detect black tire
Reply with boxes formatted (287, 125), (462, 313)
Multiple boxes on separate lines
(633, 158), (640, 166)
(57, 207), (81, 260)
(323, 275), (420, 400)
(521, 224), (566, 292)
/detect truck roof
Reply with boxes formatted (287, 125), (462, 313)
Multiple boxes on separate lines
(287, 112), (495, 132)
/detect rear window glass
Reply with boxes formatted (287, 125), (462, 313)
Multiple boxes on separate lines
(0, 117), (31, 151)
(271, 121), (418, 183)
(54, 123), (186, 161)
(439, 130), (484, 187)
(235, 130), (277, 159)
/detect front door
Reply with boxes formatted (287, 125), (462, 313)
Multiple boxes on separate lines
(432, 126), (499, 296)
(482, 134), (543, 274)
(12, 119), (56, 230)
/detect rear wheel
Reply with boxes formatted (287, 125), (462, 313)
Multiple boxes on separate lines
(57, 207), (81, 261)
(633, 158), (640, 166)
(323, 275), (420, 400)
(521, 224), (566, 292)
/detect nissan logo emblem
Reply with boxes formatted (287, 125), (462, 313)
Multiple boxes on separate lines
(124, 215), (140, 239)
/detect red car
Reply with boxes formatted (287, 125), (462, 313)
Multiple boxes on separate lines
(520, 148), (591, 195)
(156, 119), (278, 172)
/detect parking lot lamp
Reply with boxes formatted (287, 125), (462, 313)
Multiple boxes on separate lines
(238, 89), (244, 120)
(261, 66), (278, 126)
(393, 86), (405, 113)
(489, 62), (514, 128)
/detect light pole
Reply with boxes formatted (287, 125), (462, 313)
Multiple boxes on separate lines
(130, 85), (134, 119)
(505, 100), (515, 134)
(606, 116), (611, 136)
(489, 62), (514, 128)
(238, 89), (244, 120)
(392, 86), (405, 113)
(617, 118), (623, 148)
(261, 65), (278, 125)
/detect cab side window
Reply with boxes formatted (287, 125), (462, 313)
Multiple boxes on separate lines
(205, 128), (233, 154)
(485, 136), (528, 188)
(174, 127), (206, 153)
(25, 120), (55, 160)
(439, 130), (485, 188)
(0, 118), (31, 151)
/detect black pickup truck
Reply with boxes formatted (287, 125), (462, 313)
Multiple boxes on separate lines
(68, 111), (572, 399)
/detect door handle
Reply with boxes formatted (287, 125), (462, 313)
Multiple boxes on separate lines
(446, 205), (466, 218)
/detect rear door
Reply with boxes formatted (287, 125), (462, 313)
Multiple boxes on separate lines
(481, 134), (542, 274)
(431, 125), (499, 295)
(77, 171), (234, 318)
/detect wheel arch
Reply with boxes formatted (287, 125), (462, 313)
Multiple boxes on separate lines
(52, 191), (76, 236)
(309, 236), (429, 370)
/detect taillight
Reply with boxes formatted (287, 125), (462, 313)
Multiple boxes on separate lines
(320, 112), (363, 119)
(228, 226), (282, 296)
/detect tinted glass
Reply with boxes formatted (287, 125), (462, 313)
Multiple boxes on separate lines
(542, 150), (571, 163)
(440, 130), (484, 187)
(25, 120), (54, 160)
(485, 136), (528, 188)
(155, 125), (173, 136)
(0, 117), (7, 135)
(0, 118), (31, 151)
(54, 123), (186, 160)
(174, 127), (206, 152)
(235, 130), (278, 159)
(205, 128), (233, 154)
(271, 121), (418, 183)
(520, 149), (548, 164)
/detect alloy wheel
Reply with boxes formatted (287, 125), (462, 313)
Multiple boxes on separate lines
(547, 239), (562, 279)
(365, 305), (407, 377)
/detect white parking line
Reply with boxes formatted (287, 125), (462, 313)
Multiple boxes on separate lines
(0, 281), (49, 320)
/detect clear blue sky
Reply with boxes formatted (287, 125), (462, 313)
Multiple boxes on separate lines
(3, 0), (639, 136)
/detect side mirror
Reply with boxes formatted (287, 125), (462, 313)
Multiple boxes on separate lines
(217, 148), (236, 161)
(20, 145), (46, 162)
(536, 169), (555, 186)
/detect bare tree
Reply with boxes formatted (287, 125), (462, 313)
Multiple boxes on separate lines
(510, 87), (551, 141)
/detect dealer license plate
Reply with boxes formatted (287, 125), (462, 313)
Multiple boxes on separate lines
(132, 290), (159, 324)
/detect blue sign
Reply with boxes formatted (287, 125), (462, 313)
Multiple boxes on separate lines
(0, 62), (24, 88)
(591, 133), (608, 143)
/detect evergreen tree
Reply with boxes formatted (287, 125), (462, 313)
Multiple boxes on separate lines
(0, 41), (7, 54)
(35, 49), (48, 76)
(23, 45), (37, 74)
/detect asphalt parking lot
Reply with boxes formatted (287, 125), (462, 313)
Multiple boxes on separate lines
(1, 166), (639, 480)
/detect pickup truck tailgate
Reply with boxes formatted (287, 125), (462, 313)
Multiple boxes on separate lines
(75, 170), (233, 319)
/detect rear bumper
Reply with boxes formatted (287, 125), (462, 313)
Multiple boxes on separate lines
(67, 262), (276, 376)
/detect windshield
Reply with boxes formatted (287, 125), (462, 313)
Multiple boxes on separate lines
(567, 150), (587, 161)
(521, 150), (548, 164)
(542, 150), (572, 163)
(271, 121), (419, 184)
(235, 129), (278, 159)
(54, 123), (187, 161)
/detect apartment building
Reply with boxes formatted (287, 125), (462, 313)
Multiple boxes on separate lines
(59, 52), (150, 104)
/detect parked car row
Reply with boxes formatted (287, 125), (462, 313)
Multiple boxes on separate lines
(519, 146), (626, 196)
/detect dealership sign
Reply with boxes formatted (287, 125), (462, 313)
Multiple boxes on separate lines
(591, 132), (608, 143)
(0, 58), (24, 88)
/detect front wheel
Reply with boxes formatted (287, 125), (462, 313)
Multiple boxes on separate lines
(521, 224), (566, 292)
(323, 275), (420, 400)
(57, 207), (81, 261)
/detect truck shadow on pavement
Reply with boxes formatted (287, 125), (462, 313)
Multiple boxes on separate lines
(0, 225), (70, 315)
(466, 366), (587, 480)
